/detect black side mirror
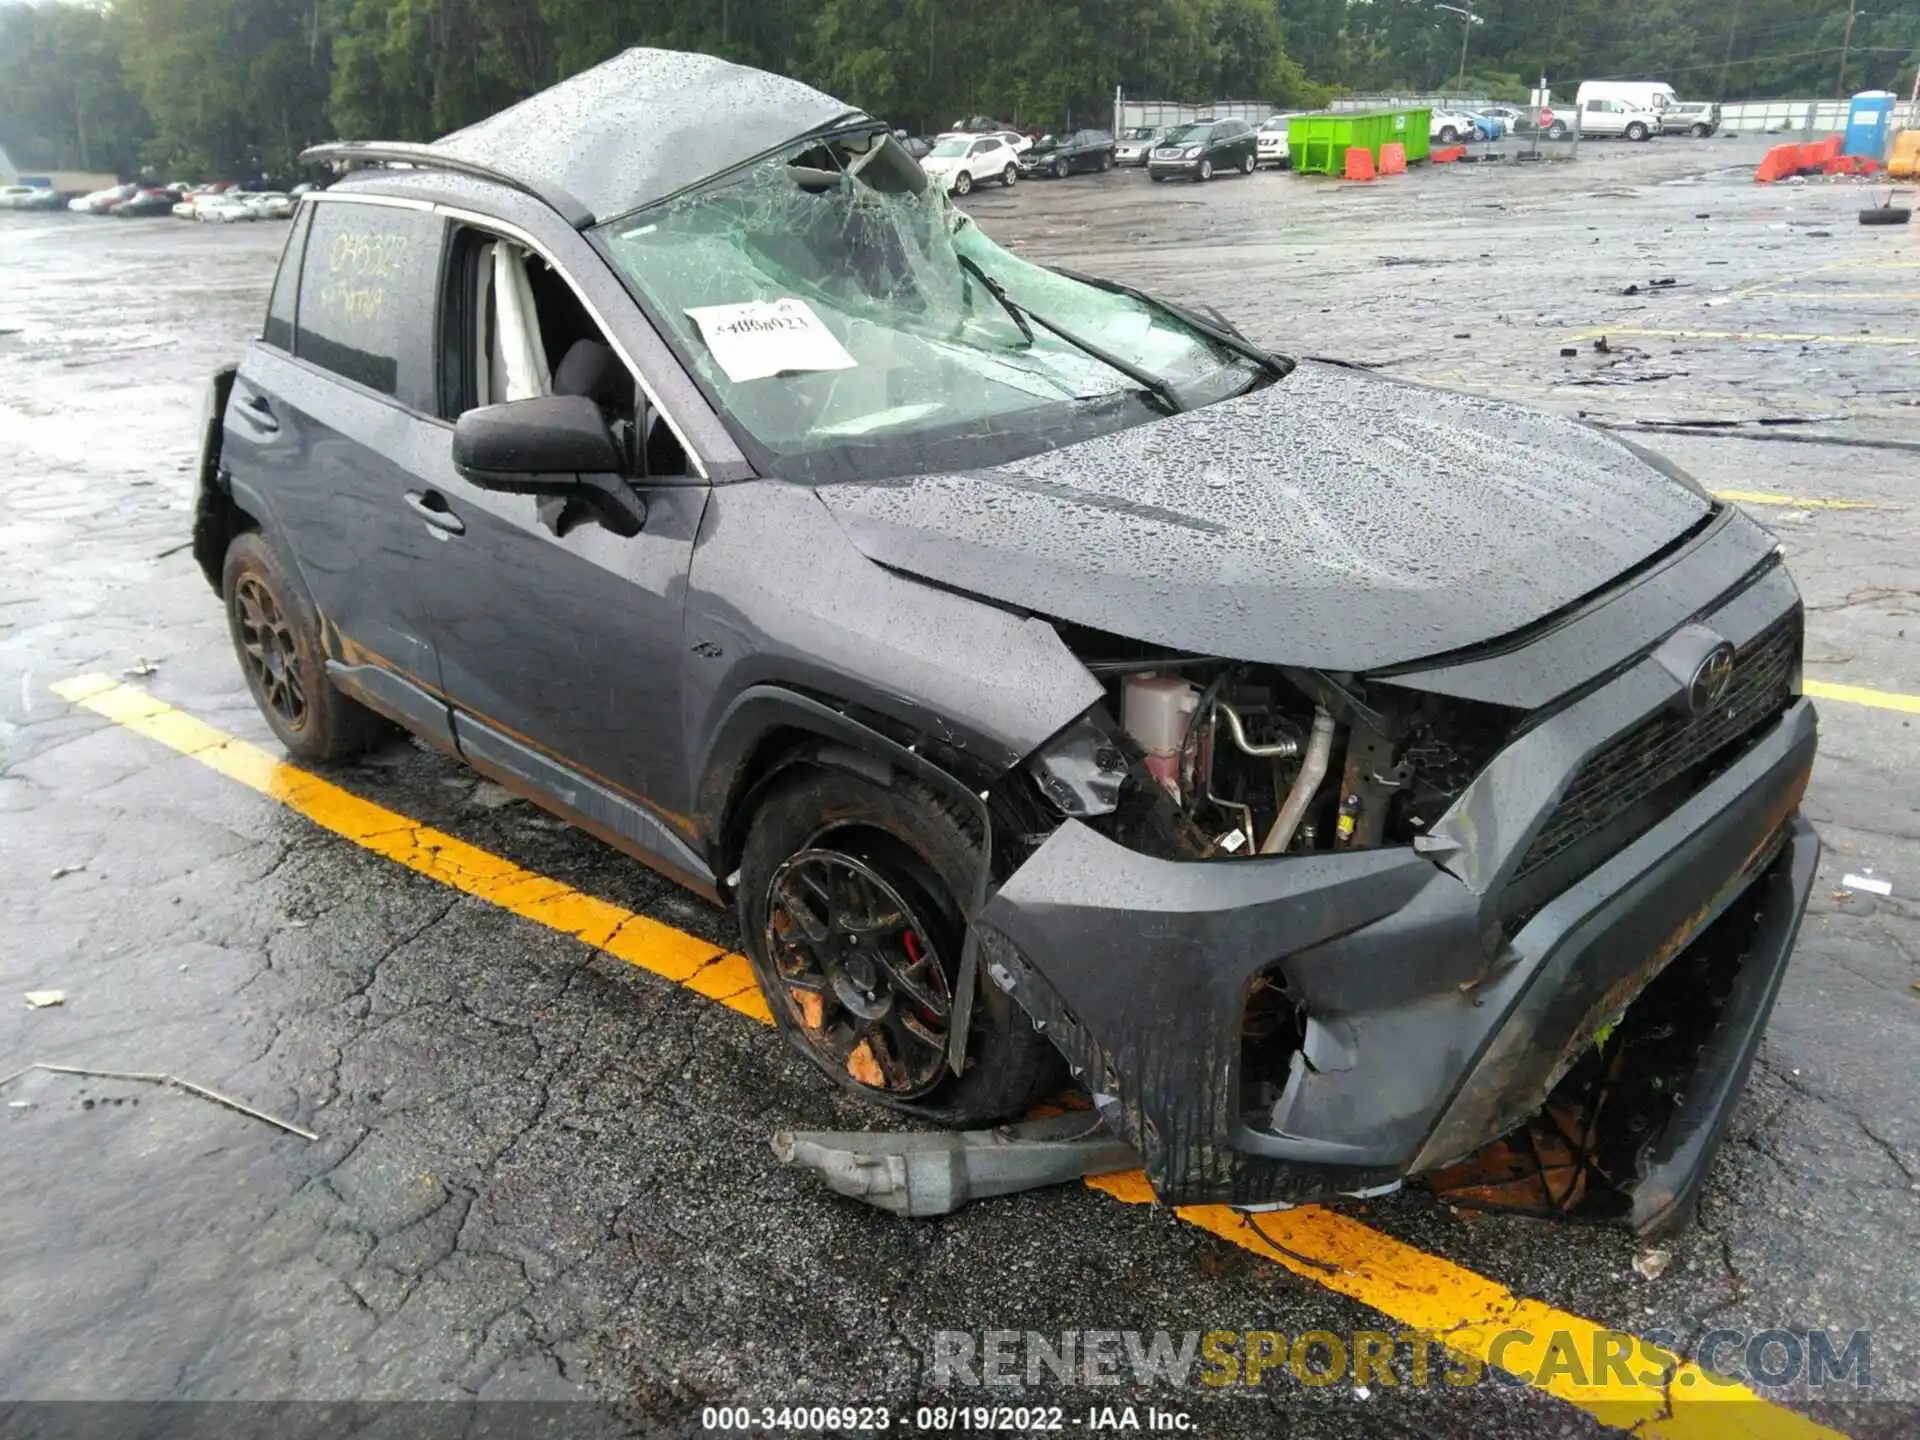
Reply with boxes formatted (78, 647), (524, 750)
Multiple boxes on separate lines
(453, 394), (622, 487)
(452, 394), (644, 536)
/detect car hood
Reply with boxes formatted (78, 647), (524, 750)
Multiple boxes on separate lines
(813, 362), (1713, 672)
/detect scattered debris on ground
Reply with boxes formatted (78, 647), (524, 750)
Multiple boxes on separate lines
(23, 991), (67, 1009)
(0, 1063), (317, 1139)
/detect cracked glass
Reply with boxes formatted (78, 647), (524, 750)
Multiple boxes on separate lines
(598, 130), (1261, 480)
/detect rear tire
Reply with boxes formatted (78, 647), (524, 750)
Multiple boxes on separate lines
(1002, 163), (1018, 187)
(1860, 206), (1911, 226)
(1199, 157), (1213, 181)
(222, 531), (388, 764)
(1241, 151), (1257, 175)
(739, 767), (1066, 1125)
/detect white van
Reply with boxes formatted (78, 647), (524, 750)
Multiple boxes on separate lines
(1575, 81), (1676, 114)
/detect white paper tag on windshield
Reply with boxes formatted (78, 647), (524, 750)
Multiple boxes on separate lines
(685, 298), (857, 383)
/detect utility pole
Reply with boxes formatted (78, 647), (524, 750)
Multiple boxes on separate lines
(1836, 4), (1864, 98)
(1718, 0), (1742, 99)
(1434, 5), (1482, 94)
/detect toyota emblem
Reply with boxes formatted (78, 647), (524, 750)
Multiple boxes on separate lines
(1687, 643), (1736, 716)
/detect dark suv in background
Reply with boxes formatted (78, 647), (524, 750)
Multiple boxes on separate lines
(193, 48), (1819, 1234)
(1147, 118), (1258, 180)
(1019, 129), (1116, 178)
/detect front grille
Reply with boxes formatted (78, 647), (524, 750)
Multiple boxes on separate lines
(1513, 611), (1800, 882)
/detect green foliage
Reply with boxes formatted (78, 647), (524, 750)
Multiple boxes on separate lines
(5, 0), (1917, 182)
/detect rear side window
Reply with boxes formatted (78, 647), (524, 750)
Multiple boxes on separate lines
(296, 201), (444, 413)
(263, 204), (311, 352)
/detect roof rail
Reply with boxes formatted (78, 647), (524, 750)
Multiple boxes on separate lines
(299, 141), (595, 229)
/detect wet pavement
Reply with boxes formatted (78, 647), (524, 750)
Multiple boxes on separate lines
(3, 135), (1918, 1438)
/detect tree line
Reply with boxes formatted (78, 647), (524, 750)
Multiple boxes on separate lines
(3, 0), (1916, 183)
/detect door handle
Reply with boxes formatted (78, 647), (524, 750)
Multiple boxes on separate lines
(236, 391), (279, 433)
(405, 489), (466, 536)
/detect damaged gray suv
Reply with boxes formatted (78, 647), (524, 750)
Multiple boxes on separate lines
(195, 49), (1819, 1235)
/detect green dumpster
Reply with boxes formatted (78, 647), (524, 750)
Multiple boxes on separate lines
(1288, 108), (1431, 175)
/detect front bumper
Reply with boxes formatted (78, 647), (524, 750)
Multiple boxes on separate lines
(1146, 158), (1205, 177)
(980, 674), (1818, 1214)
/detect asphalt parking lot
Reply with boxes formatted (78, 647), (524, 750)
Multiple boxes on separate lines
(3, 134), (1917, 1439)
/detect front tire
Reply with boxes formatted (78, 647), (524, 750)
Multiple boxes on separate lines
(1199, 157), (1213, 181)
(222, 531), (387, 763)
(1053, 157), (1069, 179)
(739, 768), (1065, 1124)
(952, 170), (972, 196)
(1439, 125), (1459, 144)
(1548, 120), (1569, 139)
(1627, 122), (1650, 142)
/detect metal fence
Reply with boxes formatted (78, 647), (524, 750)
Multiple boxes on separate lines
(1325, 92), (1490, 113)
(1717, 100), (1853, 134)
(1113, 97), (1274, 134)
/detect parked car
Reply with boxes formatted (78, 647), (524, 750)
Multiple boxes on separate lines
(897, 135), (934, 160)
(242, 191), (295, 220)
(1255, 115), (1294, 169)
(1147, 118), (1258, 181)
(1577, 96), (1661, 141)
(1661, 101), (1721, 137)
(1485, 104), (1536, 135)
(1430, 109), (1482, 144)
(195, 48), (1821, 1233)
(69, 183), (138, 214)
(0, 184), (65, 212)
(1468, 112), (1507, 140)
(196, 193), (261, 223)
(110, 187), (184, 218)
(919, 132), (1021, 194)
(1113, 126), (1166, 166)
(1019, 129), (1115, 178)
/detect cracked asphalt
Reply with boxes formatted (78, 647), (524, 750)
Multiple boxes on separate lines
(3, 134), (1917, 1438)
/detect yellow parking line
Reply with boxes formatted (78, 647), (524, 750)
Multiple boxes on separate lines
(1565, 326), (1920, 346)
(1712, 490), (1883, 510)
(1091, 1170), (1843, 1439)
(50, 675), (1853, 1440)
(1764, 291), (1920, 302)
(46, 674), (772, 1022)
(1805, 679), (1920, 715)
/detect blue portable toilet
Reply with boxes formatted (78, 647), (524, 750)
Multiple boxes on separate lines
(1843, 90), (1896, 161)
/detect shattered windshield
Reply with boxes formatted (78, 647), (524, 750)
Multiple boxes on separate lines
(598, 128), (1265, 481)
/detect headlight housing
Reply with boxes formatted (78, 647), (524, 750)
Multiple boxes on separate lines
(1184, 146), (1204, 158)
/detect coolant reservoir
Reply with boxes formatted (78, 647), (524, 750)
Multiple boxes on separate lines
(1122, 675), (1199, 800)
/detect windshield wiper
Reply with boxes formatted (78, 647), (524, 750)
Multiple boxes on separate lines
(956, 252), (1034, 346)
(1049, 266), (1295, 380)
(956, 254), (1182, 415)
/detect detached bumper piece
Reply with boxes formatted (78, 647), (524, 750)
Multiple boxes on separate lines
(771, 1112), (1138, 1217)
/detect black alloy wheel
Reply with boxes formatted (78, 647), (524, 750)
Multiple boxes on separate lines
(233, 573), (305, 731)
(763, 846), (955, 1098)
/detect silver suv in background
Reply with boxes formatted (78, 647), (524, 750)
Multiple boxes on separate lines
(1662, 101), (1721, 137)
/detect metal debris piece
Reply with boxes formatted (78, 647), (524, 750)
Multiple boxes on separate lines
(123, 657), (159, 677)
(1841, 873), (1892, 897)
(1633, 1247), (1673, 1281)
(23, 991), (66, 1009)
(49, 863), (87, 880)
(771, 1110), (1137, 1217)
(0, 1062), (318, 1140)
